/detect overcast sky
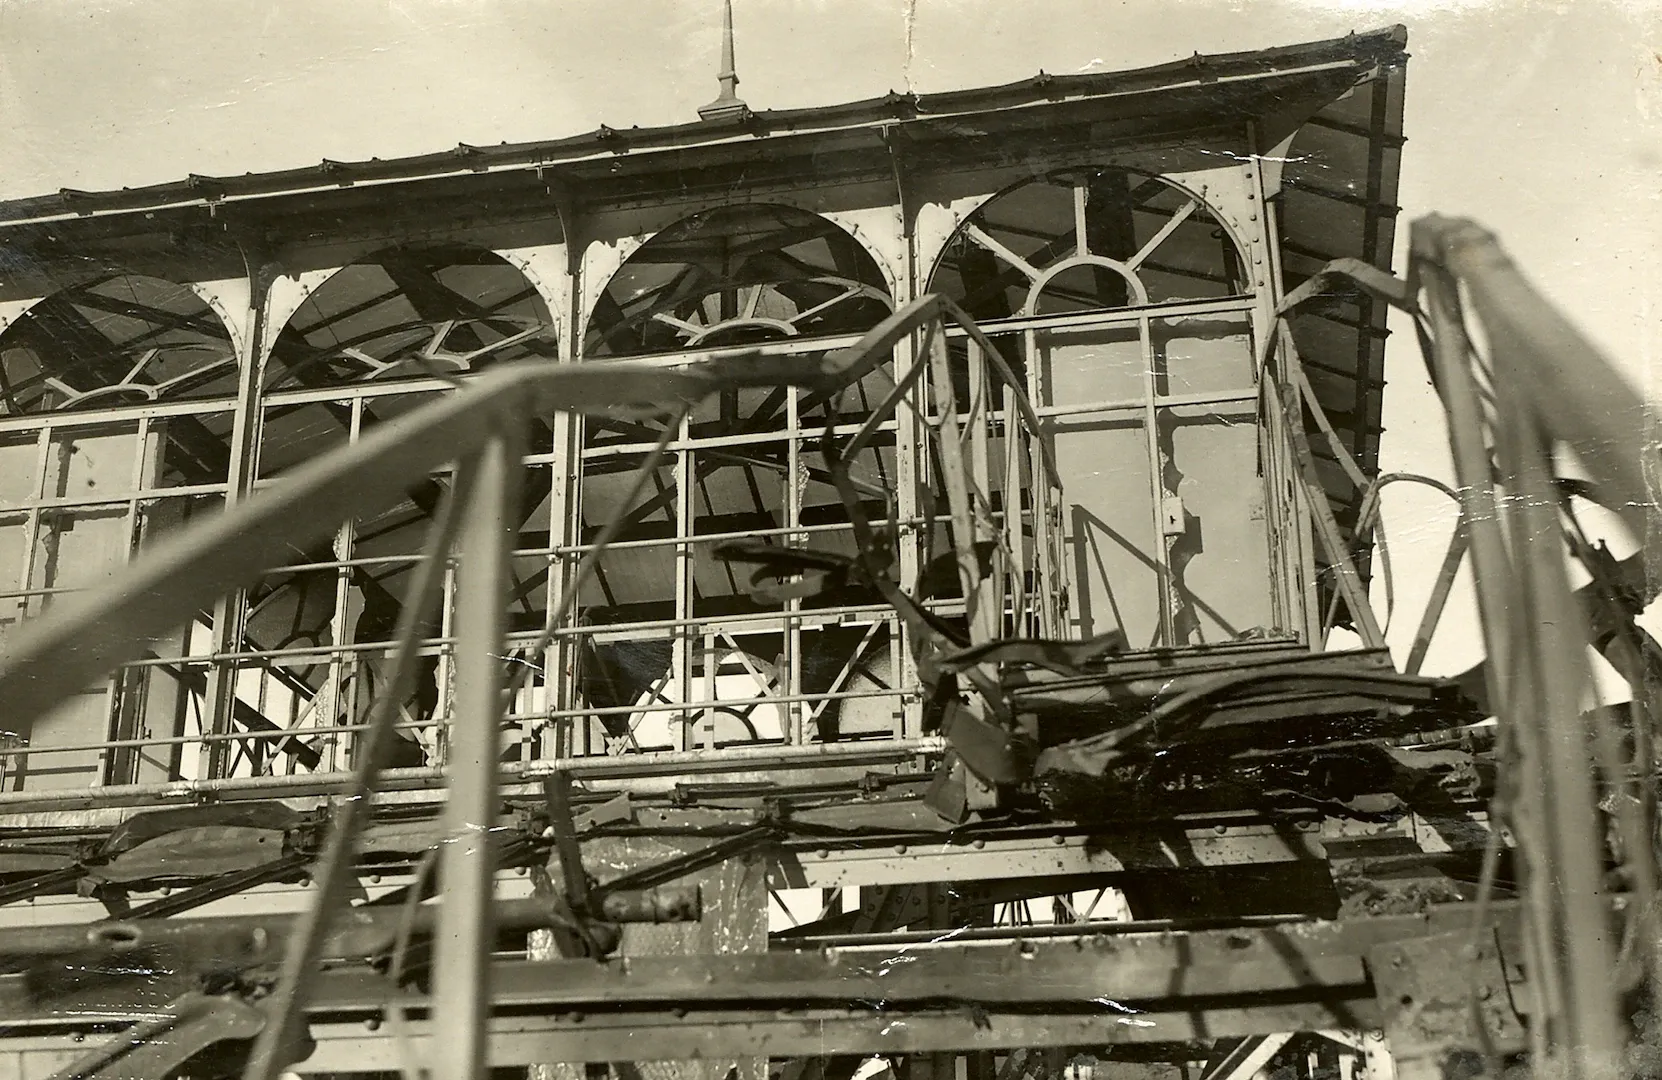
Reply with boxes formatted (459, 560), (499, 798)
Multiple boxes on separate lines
(1, 0), (1658, 676)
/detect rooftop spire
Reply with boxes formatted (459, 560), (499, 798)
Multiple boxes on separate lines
(698, 0), (749, 122)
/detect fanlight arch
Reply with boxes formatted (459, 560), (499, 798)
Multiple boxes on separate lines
(927, 167), (1248, 320)
(235, 246), (559, 776)
(571, 206), (898, 755)
(585, 203), (893, 358)
(0, 274), (238, 416)
(265, 243), (556, 393)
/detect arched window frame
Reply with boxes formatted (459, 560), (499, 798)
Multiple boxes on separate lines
(925, 167), (1292, 652)
(562, 203), (910, 757)
(583, 203), (895, 359)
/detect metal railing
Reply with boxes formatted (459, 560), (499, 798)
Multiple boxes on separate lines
(8, 217), (1654, 1076)
(0, 292), (1062, 1080)
(0, 298), (1074, 801)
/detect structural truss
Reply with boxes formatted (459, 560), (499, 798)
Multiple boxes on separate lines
(5, 23), (1652, 1080)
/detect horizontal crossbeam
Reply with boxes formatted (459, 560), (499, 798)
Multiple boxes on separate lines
(0, 902), (1534, 1070)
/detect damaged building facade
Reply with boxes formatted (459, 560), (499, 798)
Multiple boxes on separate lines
(0, 24), (1525, 1080)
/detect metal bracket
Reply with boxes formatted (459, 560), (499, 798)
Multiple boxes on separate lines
(576, 790), (636, 831)
(1277, 256), (1417, 317)
(923, 752), (971, 825)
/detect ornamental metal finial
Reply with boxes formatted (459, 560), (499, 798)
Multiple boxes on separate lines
(698, 0), (749, 122)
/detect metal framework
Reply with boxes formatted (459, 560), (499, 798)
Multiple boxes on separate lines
(9, 23), (1654, 1080)
(0, 27), (1412, 802)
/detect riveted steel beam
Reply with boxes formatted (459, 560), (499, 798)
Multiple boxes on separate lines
(770, 820), (1329, 889)
(0, 1003), (1378, 1078)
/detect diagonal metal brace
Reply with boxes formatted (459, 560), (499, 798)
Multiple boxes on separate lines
(119, 853), (311, 920)
(0, 866), (81, 908)
(541, 773), (592, 913)
(537, 772), (613, 957)
(45, 992), (272, 1080)
(591, 822), (781, 900)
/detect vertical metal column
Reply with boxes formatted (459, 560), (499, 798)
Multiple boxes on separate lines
(545, 217), (584, 765)
(435, 423), (524, 1080)
(702, 630), (718, 748)
(200, 259), (273, 780)
(985, 339), (1028, 636)
(545, 428), (577, 761)
(321, 398), (365, 772)
(892, 320), (924, 739)
(1245, 133), (1320, 650)
(925, 320), (995, 644)
(1137, 313), (1177, 648)
(102, 420), (154, 785)
(534, 209), (593, 1080)
(10, 430), (55, 790)
(673, 412), (693, 752)
(786, 384), (805, 744)
(1021, 325), (1063, 639)
(1489, 360), (1621, 1076)
(1246, 133), (1311, 645)
(1418, 233), (1621, 1075)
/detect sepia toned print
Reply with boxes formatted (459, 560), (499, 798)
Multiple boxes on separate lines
(0, 3), (1657, 1078)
